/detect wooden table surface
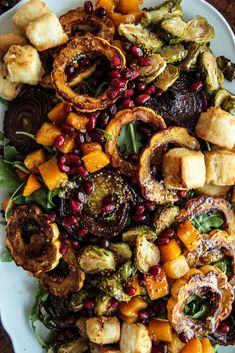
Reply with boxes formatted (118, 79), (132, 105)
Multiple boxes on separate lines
(0, 1), (235, 352)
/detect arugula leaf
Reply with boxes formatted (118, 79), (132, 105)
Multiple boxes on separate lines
(191, 211), (224, 234)
(5, 182), (25, 221)
(0, 159), (21, 190)
(213, 256), (233, 277)
(0, 247), (13, 262)
(117, 122), (144, 155)
(0, 131), (4, 141)
(47, 188), (60, 208)
(184, 294), (210, 320)
(4, 145), (24, 162)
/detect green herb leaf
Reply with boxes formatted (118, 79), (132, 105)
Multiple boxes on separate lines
(0, 247), (13, 262)
(0, 131), (4, 141)
(0, 159), (21, 190)
(95, 82), (109, 97)
(5, 182), (25, 221)
(191, 211), (224, 233)
(16, 131), (36, 140)
(4, 145), (24, 162)
(47, 188), (60, 209)
(96, 129), (113, 141)
(205, 141), (212, 151)
(213, 256), (233, 277)
(184, 294), (210, 320)
(117, 122), (144, 155)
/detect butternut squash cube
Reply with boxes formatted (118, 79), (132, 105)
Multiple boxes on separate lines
(119, 297), (147, 318)
(148, 319), (173, 342)
(159, 239), (181, 263)
(167, 331), (185, 353)
(181, 338), (202, 353)
(82, 150), (110, 173)
(48, 102), (69, 125)
(66, 112), (89, 132)
(58, 132), (77, 154)
(177, 220), (202, 251)
(96, 0), (117, 12)
(163, 255), (189, 279)
(36, 122), (61, 146)
(118, 312), (138, 324)
(127, 275), (142, 296)
(38, 157), (68, 190)
(24, 148), (46, 172)
(23, 174), (41, 197)
(80, 142), (102, 155)
(145, 267), (169, 300)
(119, 0), (141, 14)
(201, 338), (214, 353)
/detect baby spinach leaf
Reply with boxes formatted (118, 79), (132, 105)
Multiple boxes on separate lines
(184, 294), (210, 320)
(191, 211), (224, 233)
(0, 247), (13, 262)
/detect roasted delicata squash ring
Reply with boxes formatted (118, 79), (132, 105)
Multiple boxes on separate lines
(52, 36), (127, 112)
(167, 266), (234, 341)
(60, 7), (115, 41)
(105, 107), (166, 176)
(173, 196), (235, 237)
(138, 127), (200, 205)
(185, 229), (235, 287)
(6, 205), (62, 274)
(36, 247), (85, 297)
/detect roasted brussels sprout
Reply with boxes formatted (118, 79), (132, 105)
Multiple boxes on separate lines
(199, 48), (224, 90)
(78, 246), (117, 274)
(109, 243), (132, 265)
(122, 226), (157, 245)
(153, 206), (179, 235)
(118, 24), (163, 52)
(95, 293), (117, 316)
(221, 98), (235, 116)
(135, 235), (160, 273)
(57, 338), (89, 353)
(142, 0), (183, 26)
(155, 65), (180, 91)
(182, 16), (215, 44)
(118, 261), (136, 281)
(210, 88), (232, 107)
(179, 43), (206, 71)
(217, 56), (235, 81)
(68, 289), (91, 312)
(134, 54), (167, 83)
(158, 44), (188, 63)
(161, 16), (187, 38)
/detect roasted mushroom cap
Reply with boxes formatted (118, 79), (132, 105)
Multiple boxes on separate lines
(6, 205), (62, 274)
(138, 127), (200, 205)
(36, 247), (85, 297)
(105, 107), (166, 176)
(52, 36), (126, 112)
(60, 8), (115, 41)
(167, 266), (234, 340)
(173, 196), (235, 237)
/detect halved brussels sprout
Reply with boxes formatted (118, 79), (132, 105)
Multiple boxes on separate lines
(158, 44), (188, 63)
(154, 64), (180, 91)
(118, 24), (163, 52)
(199, 48), (224, 90)
(210, 88), (232, 107)
(135, 54), (167, 83)
(118, 261), (136, 281)
(222, 98), (235, 116)
(68, 289), (91, 312)
(217, 56), (235, 81)
(179, 42), (206, 71)
(109, 242), (132, 265)
(95, 293), (117, 316)
(135, 235), (160, 273)
(78, 246), (117, 274)
(76, 317), (88, 340)
(161, 16), (187, 38)
(182, 16), (215, 44)
(57, 338), (89, 353)
(153, 206), (179, 235)
(142, 0), (183, 26)
(122, 226), (157, 245)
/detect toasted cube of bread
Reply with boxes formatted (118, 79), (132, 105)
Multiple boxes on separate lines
(4, 45), (44, 85)
(205, 150), (235, 186)
(0, 63), (22, 101)
(12, 0), (50, 34)
(196, 107), (235, 150)
(26, 12), (68, 51)
(162, 147), (206, 189)
(0, 32), (27, 60)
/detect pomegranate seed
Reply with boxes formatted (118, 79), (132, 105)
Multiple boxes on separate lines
(129, 70), (140, 81)
(111, 78), (126, 89)
(84, 299), (94, 310)
(59, 243), (68, 255)
(129, 153), (138, 162)
(133, 214), (146, 223)
(63, 216), (79, 227)
(68, 154), (81, 166)
(83, 180), (93, 195)
(76, 166), (89, 177)
(108, 104), (117, 115)
(125, 286), (136, 296)
(111, 298), (119, 308)
(76, 191), (85, 204)
(65, 330), (75, 340)
(128, 81), (136, 89)
(95, 6), (107, 17)
(123, 89), (134, 98)
(138, 309), (149, 321)
(71, 240), (80, 250)
(135, 94), (151, 105)
(122, 68), (133, 80)
(218, 322), (229, 334)
(100, 239), (110, 248)
(122, 98), (135, 109)
(85, 131), (92, 142)
(57, 331), (66, 342)
(132, 45), (143, 58)
(144, 201), (156, 211)
(86, 116), (97, 131)
(58, 159), (70, 173)
(110, 70), (121, 79)
(89, 130), (105, 143)
(102, 204), (115, 213)
(107, 89), (120, 99)
(64, 315), (77, 325)
(158, 236), (170, 245)
(77, 228), (89, 237)
(135, 205), (145, 215)
(48, 212), (56, 222)
(145, 85), (155, 96)
(122, 42), (132, 52)
(191, 80), (203, 92)
(70, 199), (82, 213)
(161, 228), (175, 238)
(137, 82), (146, 91)
(111, 56), (121, 70)
(90, 111), (101, 119)
(100, 112), (110, 127)
(102, 195), (116, 204)
(64, 104), (73, 113)
(179, 332), (188, 343)
(155, 87), (164, 96)
(138, 57), (152, 66)
(62, 124), (75, 134)
(75, 132), (85, 145)
(177, 190), (188, 198)
(138, 126), (151, 137)
(149, 265), (161, 276)
(84, 1), (93, 14)
(54, 135), (65, 148)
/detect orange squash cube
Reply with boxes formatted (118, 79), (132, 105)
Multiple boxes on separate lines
(163, 255), (189, 279)
(148, 319), (173, 342)
(48, 103), (69, 125)
(201, 338), (214, 353)
(38, 157), (68, 190)
(145, 267), (169, 300)
(167, 331), (185, 353)
(181, 338), (202, 353)
(96, 0), (116, 12)
(58, 132), (77, 154)
(23, 174), (41, 197)
(159, 239), (181, 263)
(177, 220), (202, 251)
(119, 0), (142, 14)
(36, 123), (61, 146)
(66, 112), (89, 132)
(119, 297), (147, 318)
(24, 148), (46, 172)
(82, 150), (110, 173)
(80, 142), (102, 155)
(127, 275), (143, 296)
(110, 12), (141, 27)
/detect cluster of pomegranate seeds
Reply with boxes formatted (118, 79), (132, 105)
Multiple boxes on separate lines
(83, 180), (93, 195)
(158, 228), (175, 245)
(63, 215), (79, 228)
(132, 201), (156, 223)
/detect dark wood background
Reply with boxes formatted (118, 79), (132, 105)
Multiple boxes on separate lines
(0, 0), (234, 352)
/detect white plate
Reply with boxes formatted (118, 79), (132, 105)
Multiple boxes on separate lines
(0, 1), (234, 352)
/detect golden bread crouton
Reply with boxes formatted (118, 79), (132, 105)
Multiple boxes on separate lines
(162, 147), (206, 189)
(0, 63), (22, 101)
(26, 12), (68, 51)
(120, 323), (152, 353)
(0, 32), (27, 60)
(205, 150), (235, 186)
(196, 107), (235, 150)
(86, 317), (120, 345)
(4, 45), (44, 85)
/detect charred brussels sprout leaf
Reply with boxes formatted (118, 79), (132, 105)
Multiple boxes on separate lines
(78, 246), (116, 274)
(199, 49), (224, 90)
(95, 293), (117, 316)
(158, 44), (188, 63)
(122, 226), (157, 245)
(118, 24), (163, 52)
(179, 43), (206, 71)
(57, 338), (89, 353)
(155, 65), (180, 91)
(142, 0), (183, 26)
(68, 289), (91, 312)
(109, 242), (132, 265)
(217, 56), (235, 81)
(135, 235), (160, 273)
(161, 16), (187, 38)
(153, 206), (179, 235)
(182, 16), (215, 44)
(221, 98), (235, 116)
